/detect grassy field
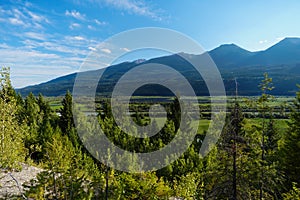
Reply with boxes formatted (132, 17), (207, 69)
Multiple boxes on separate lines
(47, 96), (296, 110)
(46, 95), (290, 143)
(46, 96), (294, 132)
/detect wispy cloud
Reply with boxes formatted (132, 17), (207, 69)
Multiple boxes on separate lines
(73, 36), (86, 41)
(259, 40), (268, 44)
(27, 10), (49, 23)
(0, 2), (105, 88)
(94, 19), (106, 25)
(8, 17), (26, 26)
(120, 47), (130, 52)
(65, 10), (85, 20)
(108, 0), (162, 20)
(69, 23), (81, 29)
(88, 46), (97, 51)
(24, 32), (47, 40)
(100, 48), (112, 54)
(22, 39), (88, 55)
(0, 7), (49, 29)
(0, 43), (84, 88)
(0, 0), (167, 88)
(87, 25), (94, 30)
(82, 0), (164, 21)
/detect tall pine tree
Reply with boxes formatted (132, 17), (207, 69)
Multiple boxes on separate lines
(281, 86), (300, 184)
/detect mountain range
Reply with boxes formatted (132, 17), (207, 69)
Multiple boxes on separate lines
(17, 37), (300, 96)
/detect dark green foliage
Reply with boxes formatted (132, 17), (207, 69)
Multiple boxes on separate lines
(257, 73), (283, 199)
(1, 70), (300, 199)
(59, 91), (82, 150)
(281, 86), (300, 184)
(59, 90), (74, 134)
(202, 102), (251, 199)
(170, 96), (181, 131)
(22, 92), (57, 162)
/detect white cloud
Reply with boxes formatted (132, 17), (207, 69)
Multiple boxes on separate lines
(73, 36), (85, 41)
(27, 10), (49, 23)
(0, 7), (11, 15)
(0, 43), (10, 48)
(87, 25), (94, 30)
(0, 4), (106, 88)
(69, 23), (81, 29)
(259, 40), (268, 44)
(8, 17), (25, 26)
(65, 10), (85, 20)
(100, 48), (111, 54)
(13, 8), (27, 19)
(64, 36), (99, 49)
(120, 47), (130, 52)
(0, 48), (60, 64)
(94, 19), (106, 25)
(88, 46), (97, 51)
(22, 39), (88, 55)
(24, 32), (46, 40)
(24, 2), (33, 8)
(76, 0), (164, 20)
(22, 36), (94, 56)
(101, 0), (163, 21)
(0, 44), (83, 88)
(1, 7), (49, 29)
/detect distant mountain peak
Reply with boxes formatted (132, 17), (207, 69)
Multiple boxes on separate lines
(211, 43), (251, 54)
(240, 37), (300, 66)
(16, 36), (300, 96)
(281, 37), (300, 41)
(277, 37), (300, 45)
(265, 37), (300, 51)
(218, 43), (239, 48)
(209, 43), (254, 68)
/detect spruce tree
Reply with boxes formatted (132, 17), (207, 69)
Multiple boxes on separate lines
(281, 86), (300, 184)
(59, 91), (80, 148)
(59, 91), (74, 134)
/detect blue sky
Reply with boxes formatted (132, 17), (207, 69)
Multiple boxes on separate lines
(1, 0), (300, 88)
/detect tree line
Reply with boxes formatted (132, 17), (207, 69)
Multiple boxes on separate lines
(1, 67), (300, 199)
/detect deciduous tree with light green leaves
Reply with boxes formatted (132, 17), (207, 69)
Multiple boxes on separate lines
(0, 67), (27, 170)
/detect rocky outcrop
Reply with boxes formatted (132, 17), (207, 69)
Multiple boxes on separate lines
(0, 163), (42, 199)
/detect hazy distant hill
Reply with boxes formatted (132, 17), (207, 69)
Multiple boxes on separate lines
(17, 37), (300, 96)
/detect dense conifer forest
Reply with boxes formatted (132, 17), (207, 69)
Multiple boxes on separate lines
(1, 67), (300, 199)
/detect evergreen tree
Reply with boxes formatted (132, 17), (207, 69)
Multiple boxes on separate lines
(37, 93), (52, 122)
(170, 96), (181, 131)
(203, 102), (250, 199)
(25, 129), (101, 199)
(257, 73), (283, 199)
(281, 86), (300, 184)
(112, 172), (171, 199)
(59, 91), (74, 134)
(59, 91), (81, 149)
(245, 73), (284, 199)
(23, 92), (44, 161)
